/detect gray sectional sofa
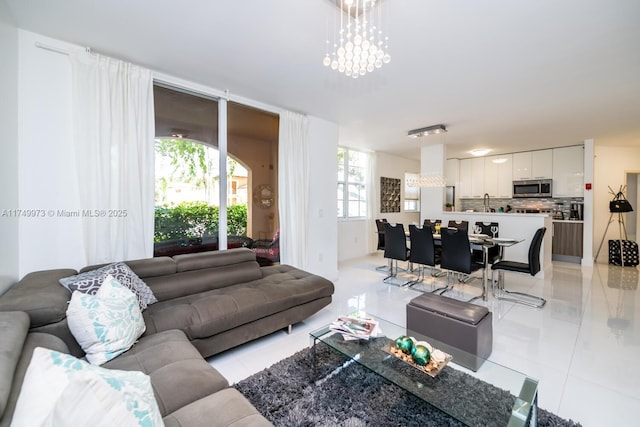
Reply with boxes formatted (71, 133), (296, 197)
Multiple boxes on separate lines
(0, 248), (334, 358)
(0, 248), (335, 426)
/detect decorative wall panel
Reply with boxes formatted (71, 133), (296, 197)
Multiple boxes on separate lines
(380, 177), (401, 213)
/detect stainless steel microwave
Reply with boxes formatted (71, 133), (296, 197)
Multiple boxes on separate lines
(512, 179), (552, 198)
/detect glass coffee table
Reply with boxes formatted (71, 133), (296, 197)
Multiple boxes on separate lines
(310, 315), (538, 427)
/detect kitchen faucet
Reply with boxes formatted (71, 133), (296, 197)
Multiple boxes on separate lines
(483, 193), (490, 212)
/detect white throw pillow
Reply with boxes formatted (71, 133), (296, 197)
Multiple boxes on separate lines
(42, 372), (140, 427)
(11, 347), (164, 427)
(67, 275), (145, 365)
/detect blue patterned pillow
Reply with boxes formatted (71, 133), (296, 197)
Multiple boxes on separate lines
(66, 275), (145, 365)
(59, 262), (157, 310)
(11, 347), (164, 427)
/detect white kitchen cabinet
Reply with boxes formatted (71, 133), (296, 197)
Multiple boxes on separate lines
(512, 152), (532, 180)
(484, 156), (499, 197)
(513, 150), (552, 180)
(484, 155), (513, 198)
(496, 154), (513, 197)
(459, 158), (473, 198)
(459, 158), (484, 198)
(531, 149), (553, 179)
(470, 157), (485, 197)
(459, 147), (583, 200)
(552, 146), (584, 197)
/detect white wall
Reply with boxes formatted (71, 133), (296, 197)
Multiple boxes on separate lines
(337, 220), (369, 262)
(306, 117), (339, 280)
(0, 2), (19, 293)
(17, 31), (85, 276)
(338, 151), (419, 262)
(593, 144), (640, 263)
(15, 30), (340, 281)
(377, 152), (421, 225)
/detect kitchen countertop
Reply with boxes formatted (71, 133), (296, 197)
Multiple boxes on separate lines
(444, 211), (550, 218)
(552, 219), (584, 223)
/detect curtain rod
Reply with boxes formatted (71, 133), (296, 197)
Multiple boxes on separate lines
(35, 41), (285, 116)
(35, 42), (92, 56)
(35, 42), (70, 55)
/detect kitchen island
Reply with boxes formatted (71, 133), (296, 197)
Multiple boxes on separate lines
(428, 212), (553, 278)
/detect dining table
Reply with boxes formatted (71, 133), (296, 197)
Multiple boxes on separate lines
(409, 230), (524, 302)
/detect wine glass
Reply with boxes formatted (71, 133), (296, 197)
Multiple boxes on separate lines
(473, 225), (482, 235)
(490, 225), (498, 238)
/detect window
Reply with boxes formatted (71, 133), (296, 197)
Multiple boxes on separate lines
(337, 147), (368, 218)
(404, 172), (420, 212)
(154, 138), (251, 251)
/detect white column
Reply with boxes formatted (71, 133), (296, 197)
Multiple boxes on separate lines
(420, 144), (445, 221)
(583, 139), (594, 266)
(218, 98), (227, 249)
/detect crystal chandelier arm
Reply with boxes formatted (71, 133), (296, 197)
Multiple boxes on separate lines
(406, 173), (447, 188)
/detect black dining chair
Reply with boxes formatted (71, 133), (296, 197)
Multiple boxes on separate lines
(383, 223), (410, 285)
(440, 227), (484, 298)
(423, 219), (441, 234)
(407, 225), (441, 287)
(473, 222), (500, 264)
(375, 219), (389, 271)
(447, 220), (469, 232)
(490, 227), (547, 308)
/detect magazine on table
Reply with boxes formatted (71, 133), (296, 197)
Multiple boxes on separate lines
(329, 316), (382, 341)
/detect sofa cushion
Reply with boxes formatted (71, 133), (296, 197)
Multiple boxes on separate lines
(143, 266), (334, 339)
(0, 312), (30, 421)
(0, 270), (75, 327)
(173, 248), (258, 273)
(81, 256), (177, 279)
(67, 276), (145, 365)
(60, 262), (157, 310)
(163, 389), (272, 427)
(142, 249), (264, 303)
(103, 329), (229, 417)
(11, 347), (163, 427)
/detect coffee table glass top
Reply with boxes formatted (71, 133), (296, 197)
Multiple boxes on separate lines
(310, 315), (538, 427)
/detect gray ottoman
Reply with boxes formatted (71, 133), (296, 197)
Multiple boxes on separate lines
(406, 293), (492, 371)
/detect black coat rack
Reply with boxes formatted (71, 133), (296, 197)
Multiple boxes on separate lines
(595, 186), (635, 264)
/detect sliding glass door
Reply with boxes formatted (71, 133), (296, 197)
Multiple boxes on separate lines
(152, 85), (279, 262)
(227, 102), (279, 265)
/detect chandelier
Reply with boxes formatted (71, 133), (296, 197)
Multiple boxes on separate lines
(323, 0), (391, 78)
(405, 173), (447, 188)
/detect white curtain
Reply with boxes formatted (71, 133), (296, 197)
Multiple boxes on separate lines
(366, 151), (378, 253)
(278, 111), (309, 268)
(70, 51), (155, 265)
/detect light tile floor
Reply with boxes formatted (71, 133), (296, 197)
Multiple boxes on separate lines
(208, 254), (640, 427)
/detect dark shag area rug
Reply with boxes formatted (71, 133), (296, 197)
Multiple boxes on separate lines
(235, 339), (582, 427)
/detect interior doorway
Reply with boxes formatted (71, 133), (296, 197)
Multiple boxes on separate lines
(625, 172), (639, 242)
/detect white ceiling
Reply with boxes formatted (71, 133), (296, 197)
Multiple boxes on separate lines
(6, 0), (640, 160)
